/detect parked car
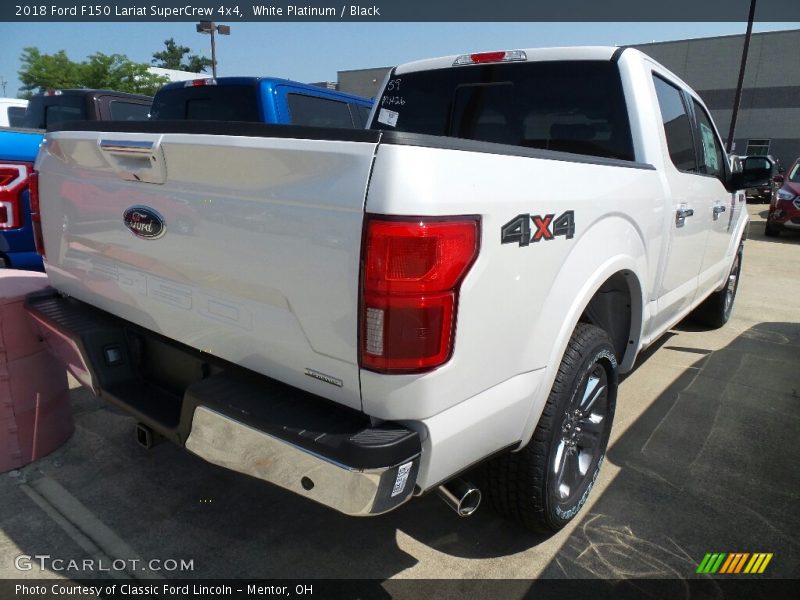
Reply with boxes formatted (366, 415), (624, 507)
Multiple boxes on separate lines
(0, 98), (28, 128)
(0, 89), (151, 270)
(765, 156), (800, 237)
(150, 77), (372, 128)
(745, 154), (782, 203)
(27, 47), (771, 533)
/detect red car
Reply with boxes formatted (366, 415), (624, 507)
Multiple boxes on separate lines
(766, 157), (800, 237)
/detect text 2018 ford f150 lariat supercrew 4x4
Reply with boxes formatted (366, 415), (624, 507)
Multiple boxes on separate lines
(26, 47), (770, 532)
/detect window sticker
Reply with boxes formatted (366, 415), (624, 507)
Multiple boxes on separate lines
(377, 108), (399, 127)
(700, 122), (719, 172)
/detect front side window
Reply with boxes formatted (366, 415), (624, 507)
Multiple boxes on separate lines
(652, 75), (696, 172)
(691, 100), (725, 180)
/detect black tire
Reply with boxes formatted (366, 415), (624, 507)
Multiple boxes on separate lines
(764, 221), (780, 237)
(484, 323), (618, 533)
(692, 243), (743, 329)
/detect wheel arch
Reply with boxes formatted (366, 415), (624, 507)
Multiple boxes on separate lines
(516, 216), (649, 448)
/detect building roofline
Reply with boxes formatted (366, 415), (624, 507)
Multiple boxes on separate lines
(631, 27), (799, 48)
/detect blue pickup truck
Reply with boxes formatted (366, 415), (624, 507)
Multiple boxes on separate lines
(0, 129), (44, 270)
(150, 77), (373, 127)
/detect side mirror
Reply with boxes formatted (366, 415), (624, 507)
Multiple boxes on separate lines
(773, 173), (785, 184)
(727, 155), (773, 192)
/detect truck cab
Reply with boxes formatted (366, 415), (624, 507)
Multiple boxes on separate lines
(20, 89), (152, 129)
(149, 77), (372, 128)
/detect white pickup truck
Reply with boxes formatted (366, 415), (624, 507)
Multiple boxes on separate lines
(26, 47), (771, 533)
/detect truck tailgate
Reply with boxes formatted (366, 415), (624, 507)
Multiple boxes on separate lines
(37, 123), (381, 410)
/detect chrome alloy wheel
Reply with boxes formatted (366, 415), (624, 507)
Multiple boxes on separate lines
(552, 364), (609, 502)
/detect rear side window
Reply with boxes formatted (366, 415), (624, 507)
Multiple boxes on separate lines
(287, 94), (355, 128)
(652, 76), (697, 172)
(691, 100), (725, 180)
(7, 106), (26, 127)
(109, 100), (150, 121)
(371, 60), (634, 161)
(150, 85), (260, 121)
(355, 104), (371, 128)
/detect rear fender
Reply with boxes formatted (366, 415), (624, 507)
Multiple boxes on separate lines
(517, 215), (647, 448)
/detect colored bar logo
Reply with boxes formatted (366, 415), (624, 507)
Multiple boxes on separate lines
(697, 553), (773, 574)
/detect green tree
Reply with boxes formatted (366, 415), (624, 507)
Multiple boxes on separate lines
(17, 48), (83, 96)
(151, 38), (212, 73)
(18, 47), (169, 97)
(82, 52), (168, 95)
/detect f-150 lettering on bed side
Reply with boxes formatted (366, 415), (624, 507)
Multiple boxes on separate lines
(26, 47), (771, 532)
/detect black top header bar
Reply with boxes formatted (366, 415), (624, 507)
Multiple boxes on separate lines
(4, 0), (800, 22)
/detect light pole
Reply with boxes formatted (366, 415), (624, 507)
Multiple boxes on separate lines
(196, 21), (231, 78)
(726, 0), (757, 153)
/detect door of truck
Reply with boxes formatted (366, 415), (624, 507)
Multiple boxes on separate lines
(687, 97), (740, 297)
(650, 73), (711, 329)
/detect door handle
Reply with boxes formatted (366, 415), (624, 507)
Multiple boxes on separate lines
(97, 136), (166, 184)
(99, 139), (154, 155)
(713, 205), (727, 221)
(675, 207), (694, 228)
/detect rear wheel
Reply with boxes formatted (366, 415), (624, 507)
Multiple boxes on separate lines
(485, 323), (618, 533)
(692, 243), (743, 328)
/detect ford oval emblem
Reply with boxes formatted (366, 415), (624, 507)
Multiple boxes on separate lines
(123, 206), (166, 240)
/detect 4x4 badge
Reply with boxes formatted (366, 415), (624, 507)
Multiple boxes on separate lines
(501, 211), (575, 247)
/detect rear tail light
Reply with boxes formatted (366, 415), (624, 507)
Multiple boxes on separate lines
(360, 215), (480, 373)
(29, 169), (45, 258)
(0, 163), (31, 230)
(453, 50), (527, 66)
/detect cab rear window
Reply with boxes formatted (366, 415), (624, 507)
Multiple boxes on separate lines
(109, 101), (150, 121)
(22, 95), (87, 129)
(371, 60), (634, 161)
(150, 85), (260, 121)
(7, 106), (26, 127)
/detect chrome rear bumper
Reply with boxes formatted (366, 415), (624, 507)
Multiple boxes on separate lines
(186, 406), (420, 516)
(26, 291), (422, 517)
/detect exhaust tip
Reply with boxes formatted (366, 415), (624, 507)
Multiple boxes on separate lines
(437, 478), (481, 517)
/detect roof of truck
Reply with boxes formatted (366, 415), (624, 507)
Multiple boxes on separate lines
(156, 77), (372, 104)
(394, 46), (629, 75)
(28, 89), (152, 101)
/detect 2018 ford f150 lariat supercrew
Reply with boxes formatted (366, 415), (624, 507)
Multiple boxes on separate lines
(26, 47), (770, 532)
